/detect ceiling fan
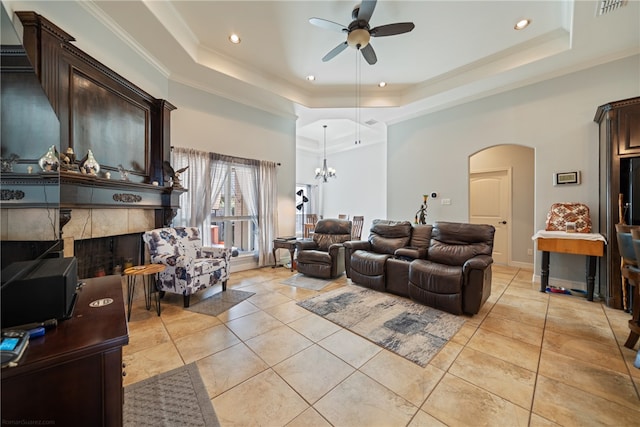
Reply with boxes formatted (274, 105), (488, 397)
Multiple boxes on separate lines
(309, 0), (415, 65)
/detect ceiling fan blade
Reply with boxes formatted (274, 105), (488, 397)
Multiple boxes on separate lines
(358, 0), (377, 23)
(309, 17), (347, 33)
(370, 22), (415, 37)
(322, 42), (348, 62)
(361, 43), (377, 65)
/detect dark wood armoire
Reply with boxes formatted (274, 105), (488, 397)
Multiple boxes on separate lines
(595, 96), (640, 309)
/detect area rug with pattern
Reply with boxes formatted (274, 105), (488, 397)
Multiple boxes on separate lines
(297, 285), (465, 367)
(186, 289), (255, 317)
(124, 362), (220, 427)
(281, 273), (334, 291)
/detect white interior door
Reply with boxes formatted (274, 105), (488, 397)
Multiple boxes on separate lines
(470, 169), (511, 265)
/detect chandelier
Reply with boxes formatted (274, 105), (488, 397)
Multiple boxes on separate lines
(315, 124), (336, 182)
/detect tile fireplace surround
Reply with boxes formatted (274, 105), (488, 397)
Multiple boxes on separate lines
(1, 207), (155, 278)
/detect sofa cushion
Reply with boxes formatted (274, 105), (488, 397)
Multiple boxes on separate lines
(368, 220), (412, 254)
(410, 224), (433, 248)
(351, 251), (391, 276)
(428, 222), (494, 266)
(297, 250), (332, 265)
(409, 260), (463, 294)
(313, 233), (351, 251)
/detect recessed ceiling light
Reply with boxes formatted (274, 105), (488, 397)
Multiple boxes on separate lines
(306, 75), (316, 81)
(514, 19), (531, 30)
(378, 81), (387, 88)
(229, 33), (241, 44)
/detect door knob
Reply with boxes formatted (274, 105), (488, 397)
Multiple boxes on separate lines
(500, 221), (507, 224)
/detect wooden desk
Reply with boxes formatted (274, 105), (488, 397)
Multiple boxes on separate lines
(1, 275), (129, 426)
(533, 231), (606, 301)
(273, 239), (297, 271)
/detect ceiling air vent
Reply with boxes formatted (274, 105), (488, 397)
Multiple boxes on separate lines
(597, 0), (626, 15)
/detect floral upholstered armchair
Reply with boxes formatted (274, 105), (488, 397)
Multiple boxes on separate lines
(142, 227), (233, 307)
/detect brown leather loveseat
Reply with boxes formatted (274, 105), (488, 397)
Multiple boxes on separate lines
(344, 220), (433, 295)
(344, 219), (495, 316)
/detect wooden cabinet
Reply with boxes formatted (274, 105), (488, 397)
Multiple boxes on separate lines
(1, 275), (129, 426)
(595, 97), (640, 309)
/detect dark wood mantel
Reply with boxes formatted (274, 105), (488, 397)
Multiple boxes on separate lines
(2, 11), (179, 228)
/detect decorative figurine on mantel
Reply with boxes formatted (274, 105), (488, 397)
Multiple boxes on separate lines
(414, 194), (429, 225)
(38, 145), (59, 172)
(60, 147), (79, 172)
(118, 164), (130, 181)
(163, 161), (189, 189)
(79, 149), (100, 175)
(1, 153), (19, 173)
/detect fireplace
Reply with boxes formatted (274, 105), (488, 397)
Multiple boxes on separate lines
(74, 233), (142, 279)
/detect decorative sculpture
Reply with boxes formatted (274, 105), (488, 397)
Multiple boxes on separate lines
(163, 161), (189, 189)
(38, 145), (59, 172)
(118, 164), (130, 181)
(414, 194), (428, 225)
(1, 153), (19, 172)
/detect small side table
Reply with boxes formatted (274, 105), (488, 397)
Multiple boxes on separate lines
(273, 239), (297, 272)
(124, 264), (166, 321)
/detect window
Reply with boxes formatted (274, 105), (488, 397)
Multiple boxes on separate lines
(172, 147), (277, 267)
(211, 162), (258, 255)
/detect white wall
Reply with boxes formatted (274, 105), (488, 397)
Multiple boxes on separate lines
(296, 140), (387, 235)
(388, 55), (640, 287)
(169, 81), (297, 238)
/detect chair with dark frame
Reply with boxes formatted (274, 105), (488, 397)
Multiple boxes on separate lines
(623, 227), (640, 351)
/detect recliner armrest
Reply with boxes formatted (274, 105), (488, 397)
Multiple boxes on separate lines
(328, 243), (345, 257)
(296, 240), (319, 251)
(151, 254), (191, 268)
(394, 246), (427, 260)
(202, 246), (235, 261)
(343, 240), (371, 251)
(463, 255), (493, 273)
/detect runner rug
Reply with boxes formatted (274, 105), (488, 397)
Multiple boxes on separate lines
(124, 362), (220, 427)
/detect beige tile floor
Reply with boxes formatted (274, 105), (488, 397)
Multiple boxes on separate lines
(122, 265), (640, 426)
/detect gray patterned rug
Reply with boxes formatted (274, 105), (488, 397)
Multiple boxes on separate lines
(298, 285), (465, 367)
(281, 273), (333, 291)
(186, 289), (255, 317)
(124, 362), (220, 427)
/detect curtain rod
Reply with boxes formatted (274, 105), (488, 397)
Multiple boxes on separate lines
(171, 146), (281, 166)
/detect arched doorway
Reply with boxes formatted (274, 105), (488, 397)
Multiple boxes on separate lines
(469, 145), (535, 268)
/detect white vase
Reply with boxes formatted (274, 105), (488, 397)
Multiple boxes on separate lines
(81, 149), (100, 175)
(38, 145), (59, 172)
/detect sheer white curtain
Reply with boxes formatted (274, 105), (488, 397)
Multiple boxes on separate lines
(171, 148), (212, 232)
(258, 160), (278, 266)
(172, 148), (278, 263)
(208, 158), (227, 246)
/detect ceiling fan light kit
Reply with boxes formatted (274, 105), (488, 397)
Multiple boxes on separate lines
(310, 0), (415, 65)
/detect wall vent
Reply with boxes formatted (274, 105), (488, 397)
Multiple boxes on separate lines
(597, 0), (626, 15)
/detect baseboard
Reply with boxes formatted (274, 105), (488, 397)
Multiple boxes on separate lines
(229, 254), (259, 272)
(531, 274), (587, 292)
(508, 261), (534, 269)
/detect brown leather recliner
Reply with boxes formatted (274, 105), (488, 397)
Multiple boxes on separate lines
(296, 219), (352, 279)
(408, 221), (495, 315)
